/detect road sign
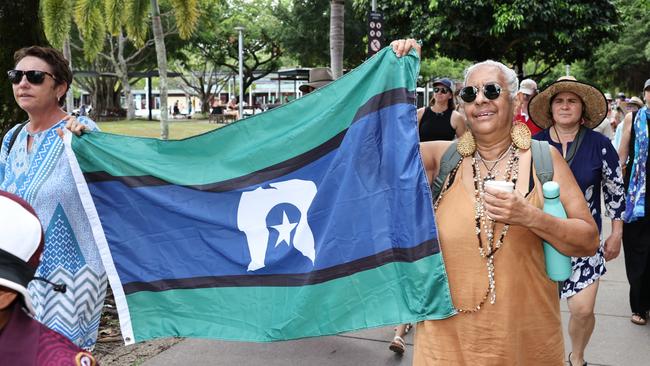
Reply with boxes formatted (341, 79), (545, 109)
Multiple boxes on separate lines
(367, 11), (384, 57)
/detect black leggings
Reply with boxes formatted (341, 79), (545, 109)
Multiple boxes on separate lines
(623, 217), (650, 314)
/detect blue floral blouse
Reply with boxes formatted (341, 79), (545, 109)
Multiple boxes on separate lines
(534, 128), (625, 298)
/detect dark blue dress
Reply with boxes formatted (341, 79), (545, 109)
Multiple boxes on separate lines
(534, 128), (625, 298)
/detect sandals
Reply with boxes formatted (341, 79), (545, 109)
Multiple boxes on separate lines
(568, 352), (587, 366)
(389, 336), (406, 354)
(631, 312), (648, 325)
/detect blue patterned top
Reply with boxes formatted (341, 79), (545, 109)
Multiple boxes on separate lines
(534, 128), (625, 230)
(0, 117), (107, 350)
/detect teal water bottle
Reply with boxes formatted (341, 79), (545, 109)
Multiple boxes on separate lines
(542, 181), (572, 281)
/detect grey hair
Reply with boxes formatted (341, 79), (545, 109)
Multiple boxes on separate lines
(463, 60), (518, 101)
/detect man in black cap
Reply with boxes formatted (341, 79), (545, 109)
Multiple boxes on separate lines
(618, 78), (650, 326)
(0, 191), (96, 365)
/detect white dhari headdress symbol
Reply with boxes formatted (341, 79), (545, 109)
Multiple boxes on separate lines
(237, 179), (317, 271)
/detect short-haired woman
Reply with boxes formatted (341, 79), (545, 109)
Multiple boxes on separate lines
(0, 46), (107, 350)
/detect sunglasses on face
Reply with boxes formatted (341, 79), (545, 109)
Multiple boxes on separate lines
(7, 69), (56, 85)
(459, 83), (502, 103)
(433, 87), (449, 94)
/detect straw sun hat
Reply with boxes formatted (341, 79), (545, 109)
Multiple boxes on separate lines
(528, 76), (608, 130)
(621, 96), (644, 110)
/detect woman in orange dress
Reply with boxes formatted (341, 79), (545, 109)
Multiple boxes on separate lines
(391, 40), (599, 365)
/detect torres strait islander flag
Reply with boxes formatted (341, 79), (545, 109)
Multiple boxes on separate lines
(65, 48), (454, 345)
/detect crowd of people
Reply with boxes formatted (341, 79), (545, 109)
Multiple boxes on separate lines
(0, 40), (648, 365)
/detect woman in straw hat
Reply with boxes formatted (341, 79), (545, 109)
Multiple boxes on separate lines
(529, 76), (625, 366)
(392, 39), (599, 365)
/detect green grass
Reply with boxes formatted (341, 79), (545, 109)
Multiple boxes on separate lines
(96, 118), (221, 139)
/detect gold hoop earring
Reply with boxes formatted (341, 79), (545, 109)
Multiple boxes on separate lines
(457, 131), (476, 157)
(510, 122), (531, 150)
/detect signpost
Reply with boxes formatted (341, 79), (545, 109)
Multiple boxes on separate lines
(367, 11), (384, 57)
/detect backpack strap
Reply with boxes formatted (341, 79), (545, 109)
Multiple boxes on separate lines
(430, 141), (462, 203)
(563, 125), (587, 166)
(432, 139), (554, 203)
(4, 121), (29, 155)
(531, 139), (553, 185)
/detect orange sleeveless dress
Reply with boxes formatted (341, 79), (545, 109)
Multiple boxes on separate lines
(413, 162), (564, 365)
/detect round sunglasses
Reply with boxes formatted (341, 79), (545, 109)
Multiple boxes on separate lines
(7, 69), (56, 85)
(433, 87), (449, 94)
(459, 83), (502, 103)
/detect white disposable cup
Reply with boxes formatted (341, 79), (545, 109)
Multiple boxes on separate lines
(484, 180), (514, 193)
(483, 180), (514, 220)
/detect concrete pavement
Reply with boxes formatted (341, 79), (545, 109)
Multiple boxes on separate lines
(145, 219), (650, 365)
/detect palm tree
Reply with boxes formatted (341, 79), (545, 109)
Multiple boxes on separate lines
(149, 0), (199, 139)
(329, 0), (345, 79)
(150, 0), (170, 138)
(42, 0), (198, 138)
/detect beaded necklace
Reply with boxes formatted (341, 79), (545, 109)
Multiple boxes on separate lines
(476, 145), (511, 181)
(456, 144), (519, 314)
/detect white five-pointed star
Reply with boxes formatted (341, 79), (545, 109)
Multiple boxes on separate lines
(271, 211), (297, 247)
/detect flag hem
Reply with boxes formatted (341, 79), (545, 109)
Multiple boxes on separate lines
(64, 131), (136, 345)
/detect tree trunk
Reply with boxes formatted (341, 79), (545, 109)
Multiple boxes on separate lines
(515, 49), (524, 80)
(90, 77), (121, 120)
(117, 32), (136, 120)
(151, 0), (169, 139)
(120, 72), (135, 120)
(329, 0), (345, 79)
(63, 37), (74, 113)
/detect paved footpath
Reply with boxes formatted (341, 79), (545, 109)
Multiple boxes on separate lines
(145, 219), (650, 365)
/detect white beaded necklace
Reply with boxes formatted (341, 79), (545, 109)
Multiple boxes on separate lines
(457, 144), (519, 314)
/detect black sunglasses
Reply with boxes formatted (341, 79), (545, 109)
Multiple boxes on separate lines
(7, 69), (56, 85)
(459, 83), (502, 103)
(433, 87), (449, 94)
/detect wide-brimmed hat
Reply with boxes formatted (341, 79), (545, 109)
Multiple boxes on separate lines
(620, 97), (644, 111)
(299, 67), (334, 92)
(0, 191), (44, 315)
(528, 76), (608, 129)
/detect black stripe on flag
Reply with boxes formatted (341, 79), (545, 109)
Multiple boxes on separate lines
(122, 237), (438, 294)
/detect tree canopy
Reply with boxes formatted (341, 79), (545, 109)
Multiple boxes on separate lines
(584, 0), (650, 94)
(188, 0), (284, 93)
(277, 0), (367, 69)
(393, 0), (619, 80)
(0, 0), (47, 133)
(24, 0), (643, 126)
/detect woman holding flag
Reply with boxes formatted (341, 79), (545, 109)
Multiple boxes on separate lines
(391, 39), (599, 364)
(0, 46), (106, 350)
